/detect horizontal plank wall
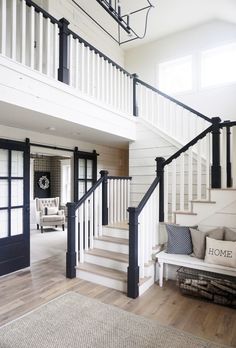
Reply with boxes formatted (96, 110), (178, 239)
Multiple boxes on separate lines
(129, 120), (177, 207)
(46, 0), (124, 65)
(0, 125), (129, 178)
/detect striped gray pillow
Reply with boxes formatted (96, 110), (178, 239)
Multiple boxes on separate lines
(166, 224), (194, 255)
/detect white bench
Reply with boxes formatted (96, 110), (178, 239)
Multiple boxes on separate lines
(156, 251), (236, 287)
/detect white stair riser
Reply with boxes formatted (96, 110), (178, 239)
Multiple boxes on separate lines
(102, 227), (129, 239)
(175, 214), (199, 226)
(84, 254), (128, 273)
(94, 239), (128, 254)
(139, 274), (154, 296)
(76, 269), (126, 292)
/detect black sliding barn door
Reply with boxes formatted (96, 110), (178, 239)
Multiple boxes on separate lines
(73, 148), (98, 202)
(0, 138), (30, 276)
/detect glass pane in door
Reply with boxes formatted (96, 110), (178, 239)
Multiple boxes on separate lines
(0, 180), (8, 207)
(78, 159), (85, 179)
(0, 210), (8, 238)
(78, 181), (85, 199)
(11, 180), (24, 206)
(11, 208), (23, 236)
(87, 160), (93, 179)
(0, 150), (8, 177)
(11, 151), (24, 177)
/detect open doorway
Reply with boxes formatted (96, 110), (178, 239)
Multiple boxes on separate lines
(30, 149), (72, 264)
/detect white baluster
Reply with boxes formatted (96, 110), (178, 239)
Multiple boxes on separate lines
(46, 18), (51, 76)
(1, 0), (6, 55)
(180, 155), (185, 211)
(38, 12), (43, 73)
(110, 63), (114, 107)
(54, 24), (59, 79)
(171, 160), (177, 222)
(120, 180), (124, 222)
(87, 46), (91, 96)
(113, 179), (117, 223)
(94, 190), (98, 238)
(91, 50), (96, 98)
(96, 53), (100, 100)
(98, 184), (103, 236)
(164, 166), (169, 222)
(89, 196), (94, 249)
(11, 0), (17, 60)
(205, 133), (211, 199)
(81, 43), (85, 93)
(188, 148), (193, 211)
(79, 205), (84, 263)
(69, 35), (73, 86)
(75, 210), (79, 266)
(84, 199), (88, 250)
(30, 6), (35, 68)
(221, 127), (227, 188)
(197, 140), (202, 200)
(21, 0), (26, 64)
(75, 39), (79, 89)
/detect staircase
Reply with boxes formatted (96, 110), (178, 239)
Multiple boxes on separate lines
(76, 223), (155, 295)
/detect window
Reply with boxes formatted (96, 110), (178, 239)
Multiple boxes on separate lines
(61, 160), (71, 205)
(201, 43), (236, 88)
(158, 55), (193, 94)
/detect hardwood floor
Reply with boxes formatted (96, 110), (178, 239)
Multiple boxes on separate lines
(0, 253), (235, 347)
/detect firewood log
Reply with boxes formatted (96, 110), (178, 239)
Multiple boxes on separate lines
(211, 281), (236, 295)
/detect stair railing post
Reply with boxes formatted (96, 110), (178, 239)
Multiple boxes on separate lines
(132, 73), (139, 117)
(66, 202), (76, 278)
(226, 123), (233, 188)
(211, 117), (221, 188)
(58, 18), (70, 84)
(100, 170), (109, 225)
(156, 157), (165, 222)
(127, 207), (139, 298)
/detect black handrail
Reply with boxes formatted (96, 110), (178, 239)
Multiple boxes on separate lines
(221, 121), (236, 128)
(164, 124), (214, 167)
(67, 28), (133, 77)
(74, 176), (104, 210)
(108, 176), (132, 180)
(25, 0), (62, 26)
(135, 78), (213, 123)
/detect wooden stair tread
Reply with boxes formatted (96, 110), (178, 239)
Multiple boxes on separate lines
(95, 235), (128, 245)
(77, 263), (127, 281)
(174, 211), (197, 215)
(191, 200), (216, 204)
(86, 248), (128, 263)
(106, 222), (128, 230)
(77, 263), (151, 286)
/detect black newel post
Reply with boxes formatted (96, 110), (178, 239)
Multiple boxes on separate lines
(127, 207), (139, 298)
(226, 125), (233, 188)
(156, 157), (165, 222)
(58, 18), (70, 84)
(132, 73), (138, 117)
(211, 117), (221, 188)
(100, 170), (109, 225)
(66, 203), (76, 278)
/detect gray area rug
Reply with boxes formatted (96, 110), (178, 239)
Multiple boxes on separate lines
(0, 292), (228, 348)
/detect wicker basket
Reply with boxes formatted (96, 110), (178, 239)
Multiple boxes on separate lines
(176, 267), (236, 308)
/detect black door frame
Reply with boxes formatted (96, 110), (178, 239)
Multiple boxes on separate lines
(0, 138), (30, 276)
(74, 148), (98, 202)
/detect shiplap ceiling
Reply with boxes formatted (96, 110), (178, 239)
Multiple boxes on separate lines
(91, 0), (236, 49)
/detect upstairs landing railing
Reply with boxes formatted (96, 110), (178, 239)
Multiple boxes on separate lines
(128, 119), (236, 298)
(1, 0), (214, 138)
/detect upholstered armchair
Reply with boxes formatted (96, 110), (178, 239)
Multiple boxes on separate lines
(35, 197), (65, 233)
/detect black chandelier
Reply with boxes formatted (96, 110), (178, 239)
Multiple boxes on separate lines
(72, 0), (154, 45)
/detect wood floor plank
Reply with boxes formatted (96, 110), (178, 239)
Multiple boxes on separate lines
(0, 253), (235, 347)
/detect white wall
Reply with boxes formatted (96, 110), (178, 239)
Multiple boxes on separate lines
(125, 20), (236, 121)
(37, 0), (124, 66)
